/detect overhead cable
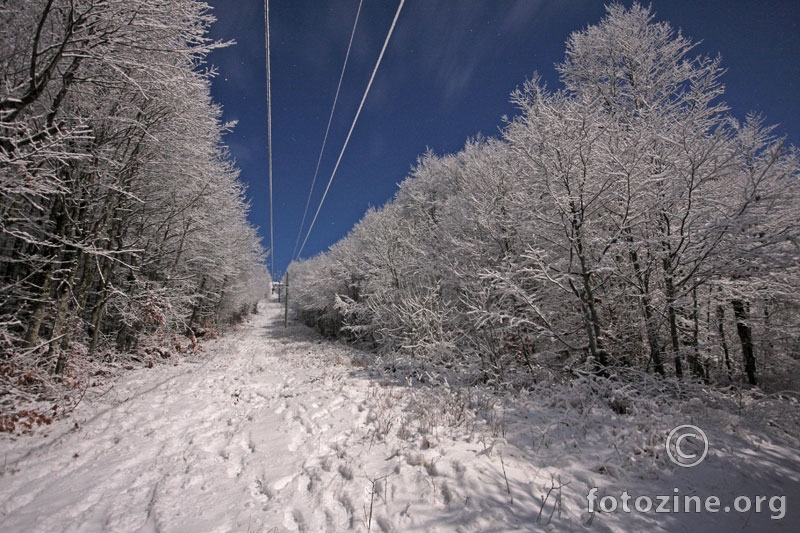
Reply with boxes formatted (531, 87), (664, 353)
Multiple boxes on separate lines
(264, 0), (275, 276)
(296, 0), (406, 259)
(292, 0), (365, 261)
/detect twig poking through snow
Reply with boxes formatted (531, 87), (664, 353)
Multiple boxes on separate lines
(499, 452), (513, 505)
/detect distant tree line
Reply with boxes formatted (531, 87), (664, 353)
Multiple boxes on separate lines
(289, 4), (799, 389)
(1, 0), (269, 410)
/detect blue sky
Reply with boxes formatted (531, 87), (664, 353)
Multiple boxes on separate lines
(205, 0), (800, 280)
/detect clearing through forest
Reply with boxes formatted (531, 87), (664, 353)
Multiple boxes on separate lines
(1, 299), (798, 532)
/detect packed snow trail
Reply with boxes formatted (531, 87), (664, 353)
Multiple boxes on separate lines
(0, 300), (387, 531)
(2, 299), (798, 532)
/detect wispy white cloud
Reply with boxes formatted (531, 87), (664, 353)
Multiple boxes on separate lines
(391, 1), (542, 106)
(501, 0), (547, 35)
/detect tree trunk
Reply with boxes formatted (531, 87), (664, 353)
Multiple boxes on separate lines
(686, 286), (706, 382)
(731, 298), (757, 385)
(627, 241), (664, 375)
(50, 258), (79, 374)
(664, 274), (683, 378)
(715, 304), (732, 380)
(570, 205), (608, 369)
(24, 196), (69, 347)
(661, 229), (683, 378)
(189, 276), (206, 329)
(88, 293), (109, 355)
(23, 266), (55, 348)
(88, 253), (115, 355)
(763, 303), (774, 360)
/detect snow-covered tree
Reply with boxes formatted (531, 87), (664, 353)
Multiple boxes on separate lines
(289, 3), (799, 389)
(1, 0), (270, 408)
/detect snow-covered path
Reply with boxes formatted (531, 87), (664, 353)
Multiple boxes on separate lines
(1, 300), (391, 531)
(3, 299), (556, 533)
(2, 299), (798, 532)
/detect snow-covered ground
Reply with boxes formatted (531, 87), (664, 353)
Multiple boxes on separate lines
(1, 299), (797, 532)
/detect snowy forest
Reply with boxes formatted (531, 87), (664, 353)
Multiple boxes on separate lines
(0, 0), (269, 426)
(1, 3), (798, 530)
(289, 4), (800, 392)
